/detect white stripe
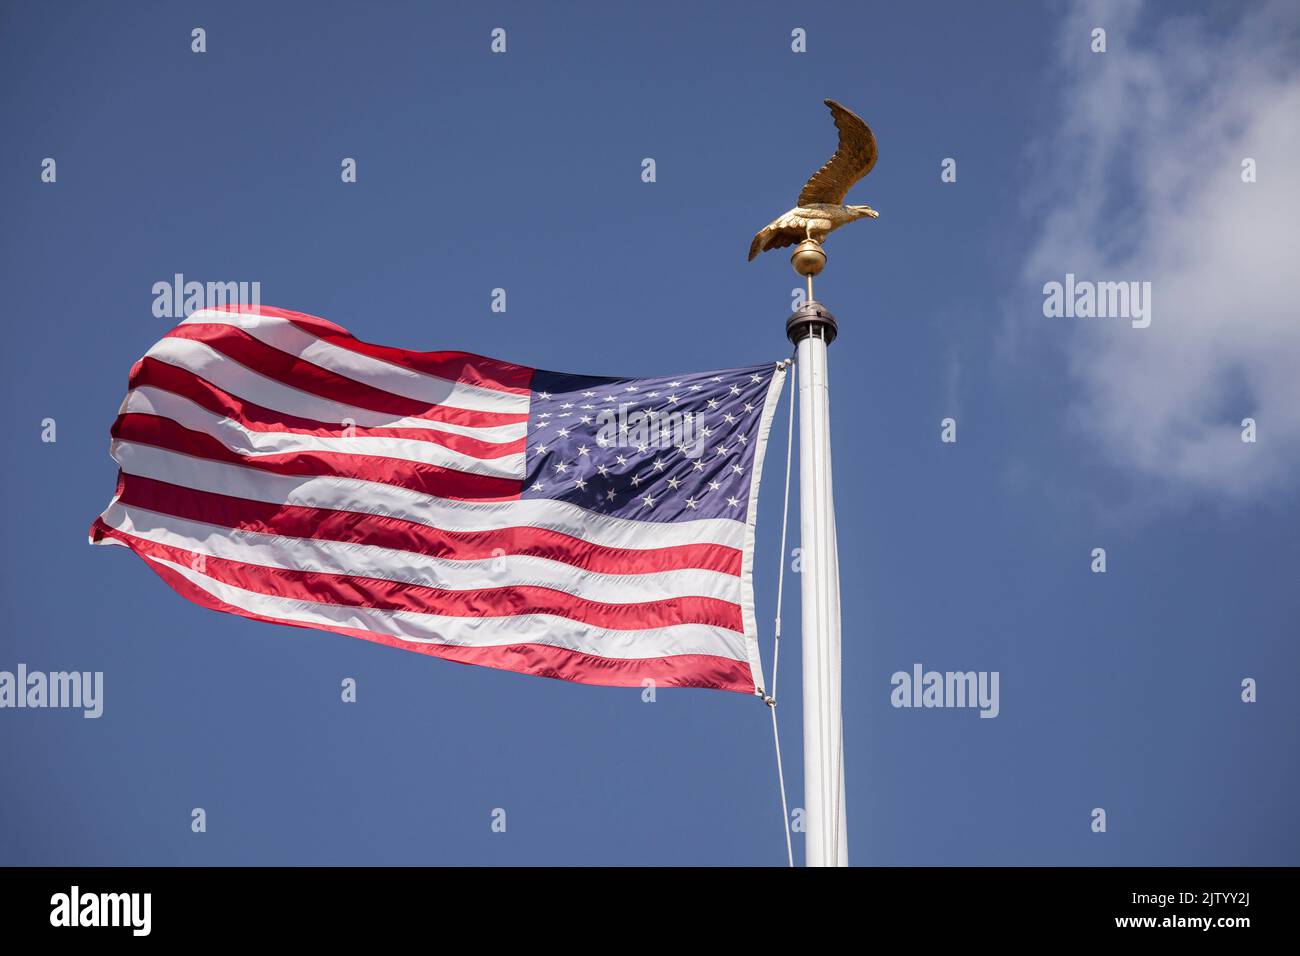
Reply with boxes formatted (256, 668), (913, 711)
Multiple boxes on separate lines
(183, 309), (528, 415)
(110, 440), (747, 552)
(145, 336), (525, 443)
(121, 387), (525, 480)
(145, 554), (748, 662)
(102, 502), (742, 605)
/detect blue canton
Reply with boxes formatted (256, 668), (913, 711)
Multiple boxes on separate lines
(522, 363), (779, 523)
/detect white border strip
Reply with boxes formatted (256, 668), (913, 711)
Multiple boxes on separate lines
(739, 360), (789, 696)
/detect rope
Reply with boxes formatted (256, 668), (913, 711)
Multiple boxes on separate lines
(766, 356), (797, 868)
(766, 701), (792, 868)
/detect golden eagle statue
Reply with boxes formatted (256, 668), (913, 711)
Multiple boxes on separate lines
(748, 99), (879, 261)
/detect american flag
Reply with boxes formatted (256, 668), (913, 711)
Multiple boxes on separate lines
(90, 306), (788, 694)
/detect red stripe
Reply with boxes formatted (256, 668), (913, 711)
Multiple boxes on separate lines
(93, 522), (744, 632)
(113, 413), (522, 501)
(117, 538), (753, 692)
(201, 304), (536, 395)
(165, 323), (528, 430)
(117, 475), (743, 576)
(131, 357), (525, 460)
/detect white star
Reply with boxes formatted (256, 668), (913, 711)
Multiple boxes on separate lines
(711, 376), (723, 383)
(715, 444), (729, 457)
(531, 481), (544, 491)
(640, 493), (656, 508)
(667, 393), (679, 404)
(579, 415), (592, 425)
(616, 455), (628, 466)
(708, 480), (721, 491)
(577, 444), (590, 457)
(574, 477), (587, 491)
(605, 488), (617, 502)
(556, 427), (570, 438)
(723, 413), (736, 424)
(604, 395), (617, 402)
(631, 473), (643, 487)
(582, 391), (596, 398)
(727, 496), (741, 508)
(534, 421), (549, 431)
(596, 464), (610, 477)
(737, 434), (748, 445)
(707, 399), (720, 409)
(635, 442), (649, 454)
(684, 497), (699, 509)
(731, 463), (744, 475)
(729, 384), (742, 396)
(539, 411), (551, 418)
(534, 443), (548, 455)
(646, 391), (659, 399)
(701, 426), (713, 438)
(750, 374), (762, 384)
(624, 385), (637, 392)
(561, 402), (574, 409)
(743, 403), (755, 413)
(669, 381), (682, 388)
(596, 436), (611, 447)
(667, 477), (681, 489)
(689, 384), (702, 391)
(553, 461), (569, 474)
(538, 391), (551, 400)
(652, 458), (666, 471)
(692, 460), (705, 471)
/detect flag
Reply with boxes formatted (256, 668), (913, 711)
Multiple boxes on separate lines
(90, 306), (788, 694)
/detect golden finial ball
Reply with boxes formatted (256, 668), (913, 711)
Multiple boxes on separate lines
(790, 239), (826, 277)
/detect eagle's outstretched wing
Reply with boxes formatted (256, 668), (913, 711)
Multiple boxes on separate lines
(748, 221), (801, 261)
(797, 99), (877, 206)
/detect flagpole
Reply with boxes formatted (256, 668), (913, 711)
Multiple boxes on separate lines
(787, 240), (847, 866)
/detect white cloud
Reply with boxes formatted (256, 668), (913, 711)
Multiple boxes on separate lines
(1019, 0), (1300, 500)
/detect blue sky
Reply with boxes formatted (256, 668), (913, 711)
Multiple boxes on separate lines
(1, 0), (1296, 865)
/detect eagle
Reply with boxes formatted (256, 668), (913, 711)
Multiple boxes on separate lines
(748, 99), (879, 261)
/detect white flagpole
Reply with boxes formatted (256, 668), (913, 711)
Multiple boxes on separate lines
(787, 245), (847, 867)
